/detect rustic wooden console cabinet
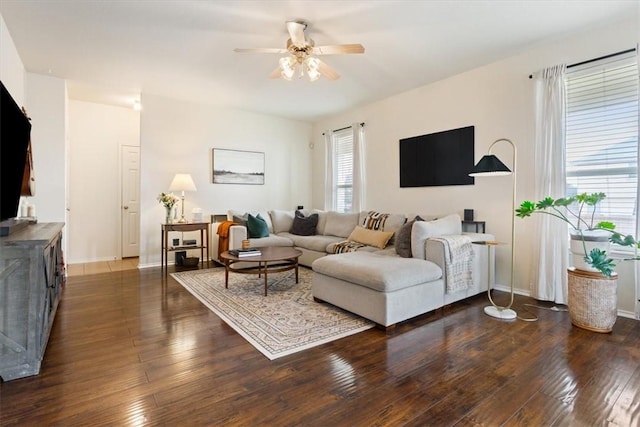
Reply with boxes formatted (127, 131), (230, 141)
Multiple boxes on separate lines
(0, 222), (64, 381)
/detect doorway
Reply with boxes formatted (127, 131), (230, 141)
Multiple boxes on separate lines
(121, 145), (140, 258)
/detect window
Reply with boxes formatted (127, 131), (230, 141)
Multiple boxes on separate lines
(565, 55), (639, 238)
(332, 129), (353, 213)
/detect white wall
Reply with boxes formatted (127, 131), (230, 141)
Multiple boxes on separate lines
(0, 12), (24, 104)
(312, 16), (639, 314)
(138, 94), (313, 267)
(67, 100), (140, 263)
(26, 73), (67, 224)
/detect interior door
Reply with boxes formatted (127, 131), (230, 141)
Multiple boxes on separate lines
(121, 145), (140, 258)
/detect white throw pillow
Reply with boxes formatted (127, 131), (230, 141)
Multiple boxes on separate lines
(411, 213), (462, 259)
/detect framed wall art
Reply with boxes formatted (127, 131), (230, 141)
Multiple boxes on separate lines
(211, 148), (265, 185)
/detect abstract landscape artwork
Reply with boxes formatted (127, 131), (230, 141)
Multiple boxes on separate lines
(212, 148), (265, 185)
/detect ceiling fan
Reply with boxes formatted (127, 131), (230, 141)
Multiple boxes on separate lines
(233, 20), (365, 82)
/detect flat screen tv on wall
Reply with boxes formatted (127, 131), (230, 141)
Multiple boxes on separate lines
(399, 125), (475, 187)
(1, 81), (32, 222)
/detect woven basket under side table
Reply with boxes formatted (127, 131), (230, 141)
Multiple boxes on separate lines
(567, 267), (618, 333)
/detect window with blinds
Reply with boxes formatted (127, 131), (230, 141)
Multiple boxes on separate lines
(565, 55), (639, 238)
(333, 129), (353, 213)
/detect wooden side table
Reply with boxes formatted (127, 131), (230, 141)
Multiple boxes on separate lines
(161, 222), (210, 275)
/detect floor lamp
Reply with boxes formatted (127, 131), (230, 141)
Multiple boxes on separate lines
(169, 173), (197, 223)
(469, 138), (517, 320)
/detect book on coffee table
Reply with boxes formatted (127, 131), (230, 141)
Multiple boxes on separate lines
(229, 248), (262, 257)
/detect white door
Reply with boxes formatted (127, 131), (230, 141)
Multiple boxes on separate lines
(121, 145), (140, 257)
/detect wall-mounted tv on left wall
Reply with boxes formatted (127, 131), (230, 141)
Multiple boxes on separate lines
(399, 125), (475, 187)
(1, 81), (32, 222)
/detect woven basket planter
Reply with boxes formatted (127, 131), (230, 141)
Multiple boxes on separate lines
(567, 268), (617, 333)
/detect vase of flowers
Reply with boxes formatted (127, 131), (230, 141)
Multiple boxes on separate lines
(157, 192), (179, 224)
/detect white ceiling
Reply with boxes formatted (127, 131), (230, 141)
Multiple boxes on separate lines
(0, 1), (636, 122)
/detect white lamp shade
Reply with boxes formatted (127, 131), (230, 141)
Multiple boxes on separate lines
(169, 174), (197, 192)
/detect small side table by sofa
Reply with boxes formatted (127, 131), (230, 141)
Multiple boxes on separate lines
(462, 220), (486, 233)
(161, 222), (210, 275)
(472, 240), (516, 320)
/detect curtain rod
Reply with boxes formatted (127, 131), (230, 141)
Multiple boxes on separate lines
(528, 47), (636, 79)
(322, 122), (365, 136)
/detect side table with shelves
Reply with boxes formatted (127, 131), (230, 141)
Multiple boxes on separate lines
(462, 220), (486, 233)
(161, 222), (210, 274)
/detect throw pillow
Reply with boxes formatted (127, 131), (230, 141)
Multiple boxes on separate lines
(361, 211), (390, 230)
(395, 216), (423, 258)
(247, 213), (269, 238)
(290, 210), (319, 236)
(232, 213), (248, 227)
(347, 226), (394, 249)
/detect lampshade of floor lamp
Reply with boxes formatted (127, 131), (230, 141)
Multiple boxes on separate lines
(469, 138), (517, 320)
(169, 173), (197, 223)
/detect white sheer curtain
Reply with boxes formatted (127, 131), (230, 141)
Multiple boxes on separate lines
(351, 123), (365, 212)
(532, 64), (568, 304)
(323, 130), (334, 211)
(636, 50), (640, 319)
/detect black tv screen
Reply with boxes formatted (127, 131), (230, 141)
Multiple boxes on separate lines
(1, 81), (32, 221)
(399, 126), (475, 187)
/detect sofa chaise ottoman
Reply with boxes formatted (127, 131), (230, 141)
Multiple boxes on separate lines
(312, 251), (444, 329)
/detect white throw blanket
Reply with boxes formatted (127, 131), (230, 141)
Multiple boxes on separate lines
(428, 235), (474, 293)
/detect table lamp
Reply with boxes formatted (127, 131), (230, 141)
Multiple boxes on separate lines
(169, 173), (197, 223)
(469, 138), (517, 320)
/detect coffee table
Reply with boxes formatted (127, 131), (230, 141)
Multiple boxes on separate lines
(219, 246), (303, 296)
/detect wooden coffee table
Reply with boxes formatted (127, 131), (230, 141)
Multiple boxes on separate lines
(219, 246), (303, 296)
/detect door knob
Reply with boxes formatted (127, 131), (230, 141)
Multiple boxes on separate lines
(123, 206), (129, 210)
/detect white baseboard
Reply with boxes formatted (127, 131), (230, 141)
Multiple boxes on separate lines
(493, 284), (638, 321)
(137, 262), (162, 269)
(617, 310), (638, 319)
(492, 283), (531, 297)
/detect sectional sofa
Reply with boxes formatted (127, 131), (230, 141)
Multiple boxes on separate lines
(224, 209), (494, 329)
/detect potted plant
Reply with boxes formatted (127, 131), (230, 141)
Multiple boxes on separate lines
(516, 192), (638, 277)
(516, 192), (639, 332)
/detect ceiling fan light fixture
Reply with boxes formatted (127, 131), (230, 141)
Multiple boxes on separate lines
(306, 57), (320, 82)
(279, 56), (295, 80)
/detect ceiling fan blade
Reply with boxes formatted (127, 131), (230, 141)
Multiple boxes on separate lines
(317, 60), (340, 80)
(313, 44), (365, 55)
(269, 67), (281, 79)
(234, 48), (288, 54)
(286, 21), (306, 47)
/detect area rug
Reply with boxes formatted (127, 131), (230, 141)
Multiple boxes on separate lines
(171, 267), (374, 360)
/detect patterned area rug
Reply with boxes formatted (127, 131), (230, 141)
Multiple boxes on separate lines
(171, 267), (374, 360)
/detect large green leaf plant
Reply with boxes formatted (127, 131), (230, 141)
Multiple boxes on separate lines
(516, 192), (639, 277)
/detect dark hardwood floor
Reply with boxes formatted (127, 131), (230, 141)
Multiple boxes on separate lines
(1, 265), (639, 426)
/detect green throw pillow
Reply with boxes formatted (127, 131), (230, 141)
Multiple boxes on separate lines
(247, 213), (269, 238)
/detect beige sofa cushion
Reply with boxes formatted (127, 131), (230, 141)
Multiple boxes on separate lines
(313, 209), (328, 235)
(270, 210), (295, 234)
(248, 234), (293, 247)
(411, 214), (462, 260)
(324, 211), (359, 237)
(312, 252), (442, 292)
(278, 232), (343, 252)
